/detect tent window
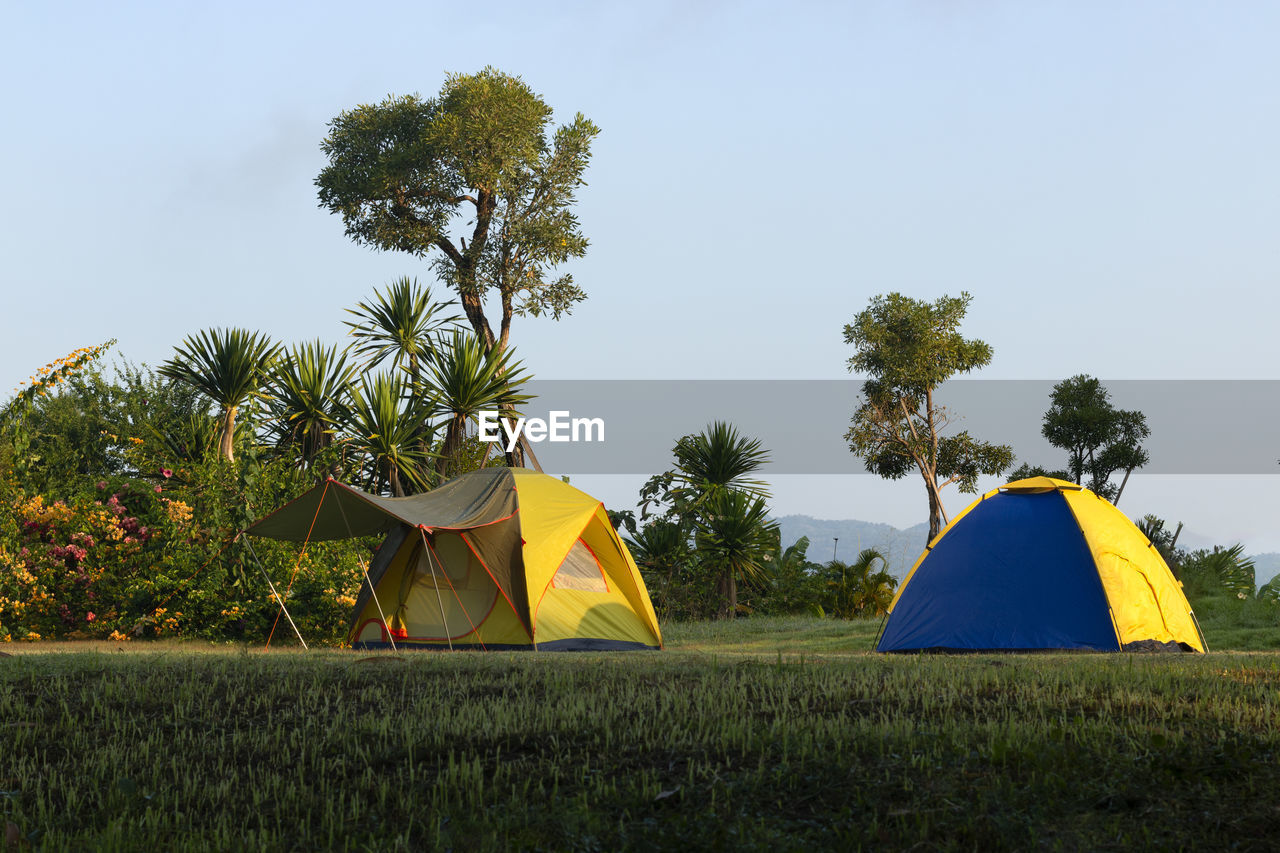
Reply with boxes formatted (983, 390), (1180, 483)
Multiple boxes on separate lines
(552, 539), (608, 593)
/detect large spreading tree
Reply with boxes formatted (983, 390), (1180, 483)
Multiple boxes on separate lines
(844, 292), (1013, 542)
(316, 68), (599, 355)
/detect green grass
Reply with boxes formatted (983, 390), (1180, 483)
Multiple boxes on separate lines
(3, 617), (1280, 850)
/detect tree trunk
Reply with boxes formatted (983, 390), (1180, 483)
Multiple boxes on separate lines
(728, 573), (738, 619)
(219, 405), (238, 463)
(924, 471), (943, 543)
(389, 462), (405, 497)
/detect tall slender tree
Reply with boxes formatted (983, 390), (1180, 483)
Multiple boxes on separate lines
(844, 293), (1013, 541)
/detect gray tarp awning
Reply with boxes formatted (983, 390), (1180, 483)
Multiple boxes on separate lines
(245, 468), (520, 542)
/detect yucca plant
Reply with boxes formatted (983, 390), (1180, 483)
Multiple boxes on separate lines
(342, 371), (435, 496)
(158, 328), (279, 463)
(695, 488), (779, 618)
(264, 341), (357, 471)
(345, 277), (462, 382)
(422, 329), (532, 477)
(642, 421), (772, 522)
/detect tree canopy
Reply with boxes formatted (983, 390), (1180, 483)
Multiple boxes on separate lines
(844, 292), (1012, 541)
(316, 68), (599, 354)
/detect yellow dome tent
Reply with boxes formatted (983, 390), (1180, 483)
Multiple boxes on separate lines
(876, 477), (1206, 653)
(247, 467), (662, 651)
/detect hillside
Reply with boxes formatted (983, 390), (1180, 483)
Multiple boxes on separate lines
(774, 514), (1280, 589)
(773, 515), (930, 579)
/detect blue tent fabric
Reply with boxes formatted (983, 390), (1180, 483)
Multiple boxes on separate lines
(877, 491), (1120, 652)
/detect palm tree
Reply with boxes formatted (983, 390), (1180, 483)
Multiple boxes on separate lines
(264, 340), (357, 471)
(823, 548), (893, 618)
(158, 328), (279, 463)
(341, 371), (435, 496)
(766, 536), (824, 616)
(641, 421), (771, 522)
(673, 420), (771, 500)
(422, 329), (532, 478)
(696, 489), (779, 618)
(851, 549), (897, 617)
(345, 277), (462, 382)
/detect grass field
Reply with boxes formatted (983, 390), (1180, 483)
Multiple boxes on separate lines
(3, 617), (1279, 851)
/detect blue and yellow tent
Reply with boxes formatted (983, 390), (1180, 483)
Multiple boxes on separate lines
(876, 477), (1205, 653)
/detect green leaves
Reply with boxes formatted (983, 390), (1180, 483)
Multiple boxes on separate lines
(638, 422), (776, 618)
(422, 328), (533, 477)
(342, 371), (436, 497)
(844, 292), (1011, 539)
(317, 69), (598, 350)
(1033, 374), (1150, 500)
(158, 329), (279, 463)
(264, 340), (358, 468)
(844, 292), (992, 397)
(344, 277), (462, 379)
(822, 548), (896, 619)
(695, 489), (779, 587)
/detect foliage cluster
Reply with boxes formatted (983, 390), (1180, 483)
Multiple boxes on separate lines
(843, 292), (1013, 541)
(0, 346), (374, 645)
(156, 277), (529, 496)
(1138, 516), (1280, 649)
(1011, 374), (1151, 503)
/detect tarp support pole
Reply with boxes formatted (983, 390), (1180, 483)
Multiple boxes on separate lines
(421, 528), (453, 651)
(243, 536), (308, 650)
(423, 535), (487, 650)
(334, 491), (396, 652)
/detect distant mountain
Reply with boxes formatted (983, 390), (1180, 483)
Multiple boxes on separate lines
(1252, 553), (1280, 588)
(772, 515), (930, 580)
(772, 515), (1280, 590)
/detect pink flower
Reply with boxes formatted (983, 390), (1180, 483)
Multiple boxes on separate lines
(96, 481), (106, 490)
(161, 468), (173, 478)
(86, 612), (96, 622)
(154, 485), (162, 493)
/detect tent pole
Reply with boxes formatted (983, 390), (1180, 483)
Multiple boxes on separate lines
(421, 528), (453, 651)
(357, 553), (397, 653)
(871, 612), (888, 651)
(333, 494), (396, 652)
(243, 536), (308, 650)
(1189, 609), (1210, 653)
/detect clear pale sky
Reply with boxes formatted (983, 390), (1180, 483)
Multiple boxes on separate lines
(2, 3), (1277, 549)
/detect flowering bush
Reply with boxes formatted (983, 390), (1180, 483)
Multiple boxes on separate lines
(0, 343), (389, 647)
(0, 470), (369, 646)
(0, 485), (158, 640)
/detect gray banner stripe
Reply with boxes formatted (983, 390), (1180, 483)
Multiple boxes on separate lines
(505, 380), (1280, 476)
